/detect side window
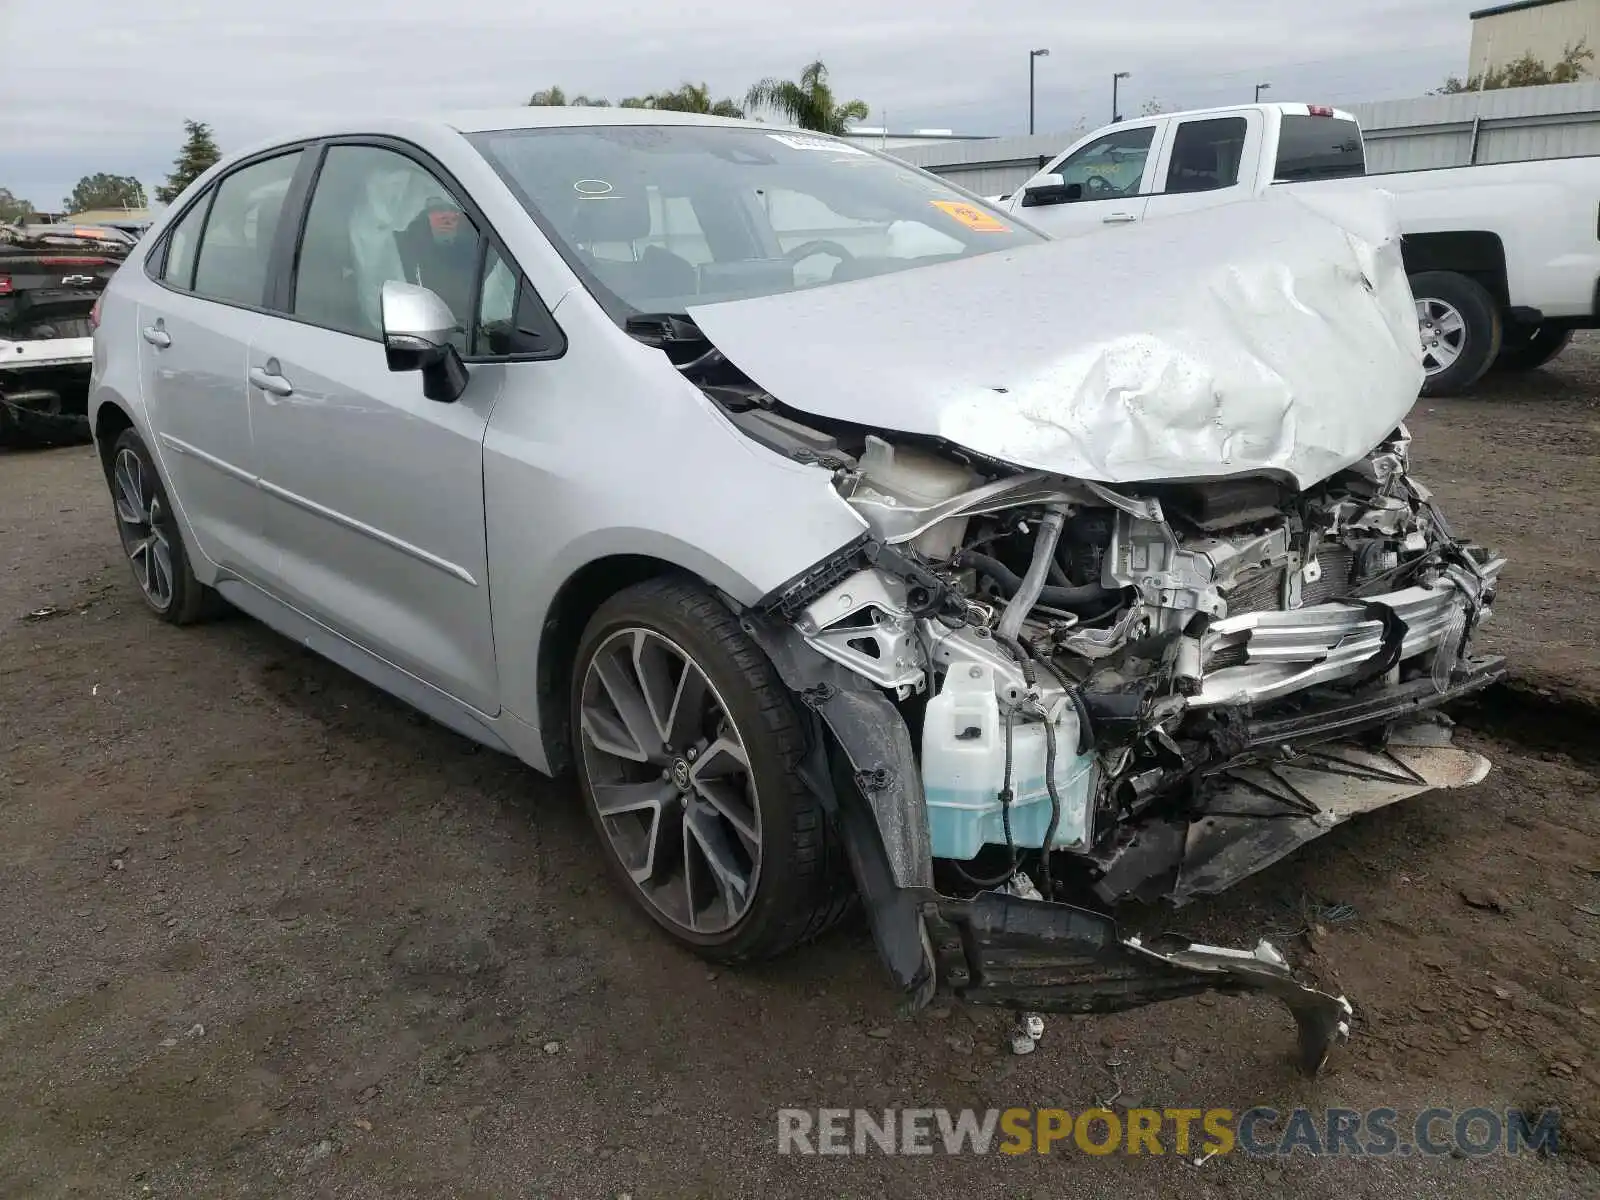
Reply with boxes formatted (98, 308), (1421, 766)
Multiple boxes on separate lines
(161, 193), (211, 290)
(1053, 126), (1156, 199)
(471, 244), (564, 359)
(1163, 117), (1248, 194)
(293, 144), (480, 349)
(191, 151), (302, 306)
(473, 246), (517, 355)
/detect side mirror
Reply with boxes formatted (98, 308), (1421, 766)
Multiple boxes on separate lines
(381, 280), (468, 403)
(1019, 173), (1077, 208)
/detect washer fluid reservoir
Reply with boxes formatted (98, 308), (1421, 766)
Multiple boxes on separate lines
(921, 663), (1095, 861)
(857, 435), (976, 559)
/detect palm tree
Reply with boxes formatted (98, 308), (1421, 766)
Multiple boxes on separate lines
(640, 82), (743, 118)
(744, 61), (868, 134)
(527, 86), (611, 107)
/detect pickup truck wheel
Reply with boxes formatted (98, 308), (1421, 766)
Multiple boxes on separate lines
(1493, 324), (1573, 373)
(571, 577), (853, 963)
(1411, 271), (1501, 396)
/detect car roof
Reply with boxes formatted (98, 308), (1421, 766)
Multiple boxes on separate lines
(444, 107), (763, 134)
(1125, 101), (1358, 124)
(217, 107), (799, 165)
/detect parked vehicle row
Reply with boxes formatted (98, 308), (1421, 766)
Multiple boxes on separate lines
(0, 222), (130, 445)
(995, 101), (1600, 395)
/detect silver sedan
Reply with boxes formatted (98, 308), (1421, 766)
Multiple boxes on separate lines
(89, 108), (1504, 1073)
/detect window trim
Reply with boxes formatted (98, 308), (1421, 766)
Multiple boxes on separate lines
(1159, 115), (1251, 196)
(150, 185), (215, 292)
(1042, 119), (1164, 202)
(142, 141), (318, 318)
(273, 134), (566, 363)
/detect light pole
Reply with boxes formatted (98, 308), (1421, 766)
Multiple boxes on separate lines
(1255, 81), (1272, 102)
(1029, 48), (1050, 135)
(1112, 71), (1130, 123)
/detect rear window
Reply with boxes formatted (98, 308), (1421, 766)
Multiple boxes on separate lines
(1274, 115), (1365, 182)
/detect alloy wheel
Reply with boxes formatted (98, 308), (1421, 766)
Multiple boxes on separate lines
(1417, 297), (1466, 376)
(578, 627), (762, 936)
(112, 447), (175, 612)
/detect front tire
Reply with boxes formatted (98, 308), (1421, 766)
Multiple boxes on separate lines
(1493, 323), (1572, 373)
(1412, 271), (1502, 397)
(107, 428), (216, 624)
(570, 577), (852, 963)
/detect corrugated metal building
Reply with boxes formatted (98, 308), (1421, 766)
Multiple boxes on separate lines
(1469, 0), (1600, 78)
(886, 83), (1600, 196)
(1358, 80), (1600, 170)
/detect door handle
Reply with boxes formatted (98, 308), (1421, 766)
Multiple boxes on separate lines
(1102, 213), (1138, 224)
(249, 365), (294, 398)
(141, 326), (171, 348)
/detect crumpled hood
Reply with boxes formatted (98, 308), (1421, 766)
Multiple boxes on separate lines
(687, 189), (1423, 491)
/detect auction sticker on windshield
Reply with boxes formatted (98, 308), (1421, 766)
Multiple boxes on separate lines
(929, 200), (1012, 232)
(767, 133), (868, 155)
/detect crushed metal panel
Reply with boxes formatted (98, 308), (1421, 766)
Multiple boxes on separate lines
(930, 891), (1352, 1076)
(688, 189), (1422, 490)
(1176, 743), (1493, 902)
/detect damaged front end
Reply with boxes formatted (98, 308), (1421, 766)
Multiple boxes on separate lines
(735, 423), (1500, 1075)
(643, 192), (1501, 1073)
(752, 432), (1498, 1072)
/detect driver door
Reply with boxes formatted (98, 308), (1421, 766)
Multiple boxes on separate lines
(246, 141), (502, 714)
(1010, 119), (1167, 239)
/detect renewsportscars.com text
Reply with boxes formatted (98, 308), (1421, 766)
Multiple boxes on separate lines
(776, 1106), (1561, 1158)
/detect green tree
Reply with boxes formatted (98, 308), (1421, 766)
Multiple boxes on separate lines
(744, 60), (868, 134)
(526, 86), (611, 106)
(154, 120), (221, 204)
(62, 172), (145, 214)
(0, 187), (32, 224)
(1437, 40), (1594, 93)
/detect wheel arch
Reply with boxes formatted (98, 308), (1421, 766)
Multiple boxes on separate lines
(92, 397), (136, 478)
(1402, 231), (1509, 307)
(535, 553), (713, 775)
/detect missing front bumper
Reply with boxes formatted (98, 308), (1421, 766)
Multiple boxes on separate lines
(1092, 656), (1504, 904)
(927, 892), (1352, 1075)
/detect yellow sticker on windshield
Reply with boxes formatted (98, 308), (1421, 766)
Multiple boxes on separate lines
(929, 200), (1011, 232)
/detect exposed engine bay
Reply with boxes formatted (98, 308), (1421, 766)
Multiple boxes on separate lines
(739, 401), (1503, 903)
(627, 290), (1506, 1073)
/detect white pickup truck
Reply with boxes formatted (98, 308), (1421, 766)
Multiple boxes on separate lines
(995, 102), (1600, 395)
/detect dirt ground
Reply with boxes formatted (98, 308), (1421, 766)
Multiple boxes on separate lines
(2, 342), (1598, 1200)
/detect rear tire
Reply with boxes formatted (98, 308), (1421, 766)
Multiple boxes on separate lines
(570, 577), (853, 963)
(1493, 323), (1572, 373)
(1411, 271), (1501, 397)
(106, 428), (220, 625)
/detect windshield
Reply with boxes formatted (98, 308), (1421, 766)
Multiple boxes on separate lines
(467, 124), (1043, 316)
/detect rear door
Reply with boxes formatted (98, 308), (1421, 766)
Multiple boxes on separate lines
(1141, 111), (1262, 222)
(136, 148), (305, 577)
(1009, 119), (1165, 238)
(245, 140), (508, 714)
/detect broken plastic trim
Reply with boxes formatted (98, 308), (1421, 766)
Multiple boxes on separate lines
(754, 533), (874, 623)
(927, 891), (1352, 1076)
(743, 611), (1353, 1075)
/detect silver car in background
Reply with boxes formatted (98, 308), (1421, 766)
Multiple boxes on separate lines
(89, 109), (1506, 1073)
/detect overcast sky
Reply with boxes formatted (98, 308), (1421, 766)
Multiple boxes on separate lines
(1, 0), (1475, 209)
